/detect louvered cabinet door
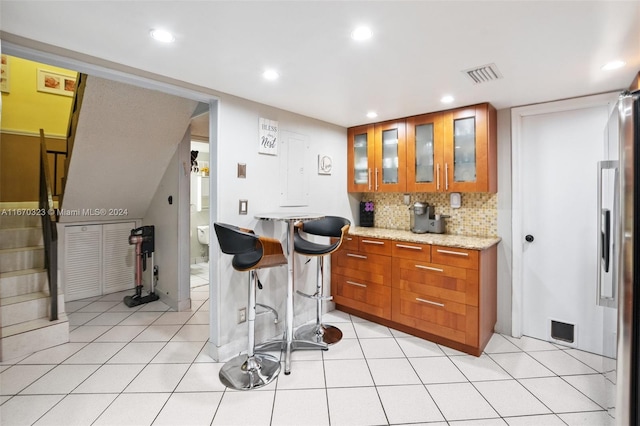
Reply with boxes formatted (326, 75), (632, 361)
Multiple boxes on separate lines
(102, 222), (135, 294)
(64, 225), (102, 301)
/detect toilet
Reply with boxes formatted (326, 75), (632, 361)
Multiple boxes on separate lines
(197, 225), (210, 245)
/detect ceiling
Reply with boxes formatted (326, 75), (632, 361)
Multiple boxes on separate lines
(1, 1), (639, 128)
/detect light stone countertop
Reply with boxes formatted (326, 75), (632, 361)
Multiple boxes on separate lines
(348, 227), (501, 250)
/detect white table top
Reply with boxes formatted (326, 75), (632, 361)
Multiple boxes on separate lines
(255, 212), (324, 221)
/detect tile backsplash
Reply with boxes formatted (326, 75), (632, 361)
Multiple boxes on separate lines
(361, 192), (497, 237)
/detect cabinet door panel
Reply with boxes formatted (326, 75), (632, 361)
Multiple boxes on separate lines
(431, 245), (479, 270)
(406, 112), (443, 192)
(443, 104), (495, 193)
(392, 258), (479, 306)
(392, 288), (471, 344)
(374, 120), (406, 192)
(347, 125), (374, 192)
(334, 251), (391, 286)
(391, 241), (431, 261)
(359, 237), (392, 255)
(333, 274), (392, 319)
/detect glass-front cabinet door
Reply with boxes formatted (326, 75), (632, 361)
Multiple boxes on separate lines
(374, 120), (406, 192)
(347, 124), (374, 192)
(444, 104), (495, 193)
(406, 112), (443, 192)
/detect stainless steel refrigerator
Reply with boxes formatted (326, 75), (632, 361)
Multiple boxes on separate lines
(615, 90), (640, 425)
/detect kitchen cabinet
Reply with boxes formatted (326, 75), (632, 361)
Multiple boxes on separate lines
(442, 104), (497, 193)
(347, 121), (406, 192)
(406, 111), (444, 192)
(351, 102), (497, 194)
(331, 236), (497, 356)
(331, 236), (392, 319)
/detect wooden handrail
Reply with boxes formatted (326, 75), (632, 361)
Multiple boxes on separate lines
(39, 129), (58, 321)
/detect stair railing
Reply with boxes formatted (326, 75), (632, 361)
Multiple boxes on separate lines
(39, 129), (58, 321)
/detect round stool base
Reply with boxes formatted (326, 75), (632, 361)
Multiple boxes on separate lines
(295, 323), (343, 345)
(219, 353), (281, 390)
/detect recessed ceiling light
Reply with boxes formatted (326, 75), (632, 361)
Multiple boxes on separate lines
(366, 111), (378, 119)
(351, 26), (373, 41)
(263, 69), (280, 80)
(601, 60), (626, 71)
(149, 29), (175, 43)
(441, 95), (455, 104)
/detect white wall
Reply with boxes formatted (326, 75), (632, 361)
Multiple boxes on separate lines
(496, 108), (512, 335)
(143, 130), (191, 311)
(210, 94), (350, 360)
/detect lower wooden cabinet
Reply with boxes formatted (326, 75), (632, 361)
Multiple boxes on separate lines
(331, 236), (497, 356)
(332, 237), (392, 320)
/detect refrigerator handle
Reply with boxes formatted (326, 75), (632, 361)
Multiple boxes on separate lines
(597, 160), (619, 309)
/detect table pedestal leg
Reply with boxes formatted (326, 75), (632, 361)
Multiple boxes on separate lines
(255, 218), (327, 374)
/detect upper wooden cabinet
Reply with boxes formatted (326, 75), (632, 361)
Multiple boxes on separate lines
(406, 111), (443, 192)
(347, 121), (406, 192)
(442, 104), (497, 193)
(350, 103), (497, 194)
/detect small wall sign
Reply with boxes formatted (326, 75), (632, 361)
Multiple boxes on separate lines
(318, 154), (333, 175)
(259, 117), (278, 155)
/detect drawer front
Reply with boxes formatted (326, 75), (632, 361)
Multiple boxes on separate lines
(392, 257), (479, 306)
(391, 241), (431, 262)
(359, 237), (392, 256)
(432, 245), (479, 270)
(333, 251), (392, 286)
(333, 273), (392, 320)
(392, 288), (478, 345)
(340, 235), (359, 252)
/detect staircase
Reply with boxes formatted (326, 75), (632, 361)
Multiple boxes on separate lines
(0, 208), (69, 361)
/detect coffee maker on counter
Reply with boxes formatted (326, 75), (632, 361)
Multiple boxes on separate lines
(410, 201), (448, 234)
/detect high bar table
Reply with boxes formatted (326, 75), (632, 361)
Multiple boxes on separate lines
(254, 212), (328, 374)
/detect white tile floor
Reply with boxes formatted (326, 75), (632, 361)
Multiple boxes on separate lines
(0, 268), (616, 426)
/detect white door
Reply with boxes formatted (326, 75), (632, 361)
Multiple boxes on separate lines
(513, 93), (618, 357)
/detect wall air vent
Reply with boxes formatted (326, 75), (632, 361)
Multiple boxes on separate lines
(463, 63), (503, 84)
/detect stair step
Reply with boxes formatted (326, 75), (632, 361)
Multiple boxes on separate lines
(0, 268), (48, 298)
(0, 292), (65, 327)
(0, 213), (42, 229)
(0, 313), (69, 362)
(0, 246), (44, 273)
(0, 227), (44, 249)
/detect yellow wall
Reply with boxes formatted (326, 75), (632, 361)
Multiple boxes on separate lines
(1, 55), (75, 137)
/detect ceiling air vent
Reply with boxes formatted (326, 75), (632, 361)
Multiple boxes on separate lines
(463, 63), (503, 84)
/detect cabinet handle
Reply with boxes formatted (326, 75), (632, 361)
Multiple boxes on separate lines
(362, 239), (384, 245)
(445, 163), (449, 191)
(346, 280), (367, 288)
(436, 163), (441, 191)
(346, 237), (353, 241)
(368, 168), (372, 191)
(375, 168), (379, 191)
(396, 244), (422, 250)
(347, 253), (368, 259)
(436, 249), (469, 257)
(416, 297), (445, 307)
(415, 264), (444, 272)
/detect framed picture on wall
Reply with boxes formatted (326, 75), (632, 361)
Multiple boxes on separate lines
(1, 54), (9, 93)
(37, 68), (77, 97)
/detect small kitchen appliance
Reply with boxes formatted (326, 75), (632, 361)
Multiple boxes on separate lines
(410, 202), (433, 233)
(410, 201), (448, 234)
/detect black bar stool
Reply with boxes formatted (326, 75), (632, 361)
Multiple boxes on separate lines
(214, 222), (286, 390)
(293, 216), (350, 344)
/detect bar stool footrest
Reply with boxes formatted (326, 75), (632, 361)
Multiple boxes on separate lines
(295, 290), (333, 301)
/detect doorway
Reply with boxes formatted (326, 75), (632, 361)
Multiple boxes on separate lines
(512, 93), (618, 357)
(189, 107), (211, 289)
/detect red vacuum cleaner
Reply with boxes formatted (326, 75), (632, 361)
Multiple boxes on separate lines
(123, 225), (160, 307)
